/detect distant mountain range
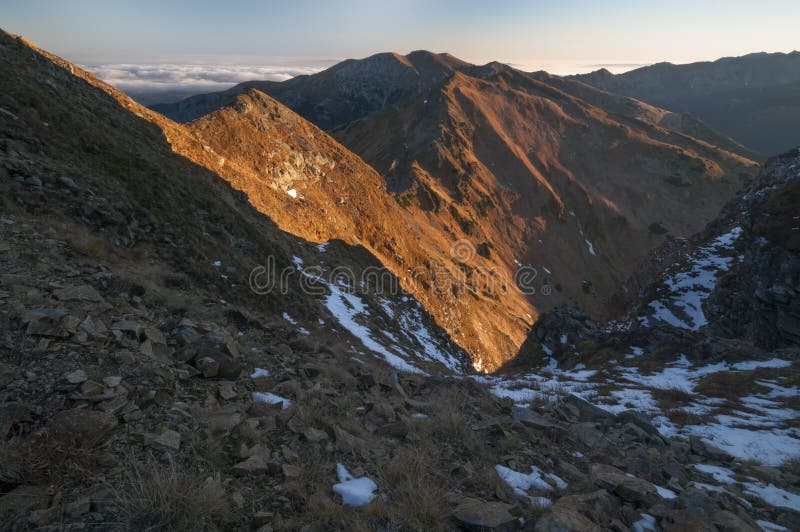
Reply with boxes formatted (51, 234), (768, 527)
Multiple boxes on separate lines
(153, 50), (758, 368)
(572, 51), (800, 156)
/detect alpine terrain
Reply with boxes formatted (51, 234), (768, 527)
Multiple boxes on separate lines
(0, 19), (798, 532)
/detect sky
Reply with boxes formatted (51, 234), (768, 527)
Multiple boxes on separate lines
(2, 0), (798, 98)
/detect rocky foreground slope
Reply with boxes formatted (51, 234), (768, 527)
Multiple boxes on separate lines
(509, 149), (800, 528)
(1, 32), (799, 531)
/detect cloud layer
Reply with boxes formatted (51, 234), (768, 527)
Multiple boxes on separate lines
(84, 63), (326, 92)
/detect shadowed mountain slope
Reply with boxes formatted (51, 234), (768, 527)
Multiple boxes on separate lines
(334, 67), (757, 320)
(573, 51), (800, 155)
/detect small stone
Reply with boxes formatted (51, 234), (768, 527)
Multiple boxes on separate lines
(218, 383), (237, 400)
(196, 356), (220, 378)
(56, 175), (79, 190)
(303, 427), (329, 443)
(80, 380), (105, 396)
(102, 376), (122, 387)
(53, 285), (103, 303)
(64, 497), (91, 517)
(146, 429), (181, 451)
(23, 175), (42, 187)
(64, 369), (88, 384)
(232, 455), (268, 475)
(281, 463), (302, 478)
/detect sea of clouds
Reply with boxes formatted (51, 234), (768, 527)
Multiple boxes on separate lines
(85, 63), (325, 91)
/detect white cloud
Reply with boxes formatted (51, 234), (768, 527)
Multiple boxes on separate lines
(83, 63), (326, 92)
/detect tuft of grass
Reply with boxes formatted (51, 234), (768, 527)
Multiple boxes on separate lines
(651, 386), (694, 410)
(113, 459), (231, 531)
(695, 371), (770, 401)
(374, 448), (451, 531)
(0, 441), (24, 485)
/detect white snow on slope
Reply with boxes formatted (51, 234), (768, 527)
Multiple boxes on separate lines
(479, 354), (800, 466)
(495, 464), (567, 495)
(646, 227), (742, 330)
(332, 464), (377, 507)
(252, 391), (291, 410)
(325, 283), (425, 374)
(250, 368), (270, 378)
(684, 424), (800, 467)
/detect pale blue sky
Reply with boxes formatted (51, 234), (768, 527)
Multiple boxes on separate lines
(2, 0), (798, 97)
(2, 0), (798, 66)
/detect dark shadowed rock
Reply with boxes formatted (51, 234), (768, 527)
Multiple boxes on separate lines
(452, 498), (517, 531)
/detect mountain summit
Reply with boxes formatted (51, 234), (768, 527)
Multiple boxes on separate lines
(153, 50), (474, 128)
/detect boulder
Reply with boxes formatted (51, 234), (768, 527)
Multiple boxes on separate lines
(590, 464), (659, 506)
(534, 504), (602, 532)
(23, 309), (69, 337)
(568, 422), (610, 449)
(711, 510), (758, 532)
(512, 406), (559, 429)
(563, 395), (614, 423)
(53, 285), (103, 303)
(552, 490), (620, 526)
(451, 498), (517, 531)
(616, 410), (660, 437)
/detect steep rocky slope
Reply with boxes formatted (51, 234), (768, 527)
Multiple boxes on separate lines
(179, 88), (537, 370)
(529, 71), (759, 161)
(574, 51), (800, 155)
(152, 52), (760, 368)
(335, 67), (757, 320)
(11, 35), (534, 370)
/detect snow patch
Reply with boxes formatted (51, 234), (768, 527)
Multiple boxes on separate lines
(252, 391), (291, 410)
(332, 464), (377, 507)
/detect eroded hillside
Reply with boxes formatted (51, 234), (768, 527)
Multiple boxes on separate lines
(335, 68), (757, 320)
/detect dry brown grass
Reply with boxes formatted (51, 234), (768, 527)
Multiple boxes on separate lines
(61, 222), (113, 259)
(651, 386), (694, 410)
(784, 458), (800, 477)
(0, 440), (24, 485)
(0, 432), (107, 486)
(113, 458), (231, 531)
(695, 371), (770, 400)
(374, 448), (451, 530)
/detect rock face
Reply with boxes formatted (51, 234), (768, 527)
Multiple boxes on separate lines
(333, 66), (755, 325)
(518, 306), (599, 363)
(703, 148), (800, 348)
(573, 51), (800, 155)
